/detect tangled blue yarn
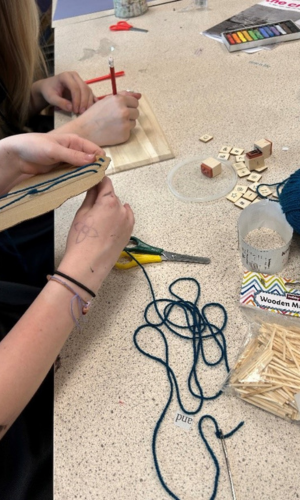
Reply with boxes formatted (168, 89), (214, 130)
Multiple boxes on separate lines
(257, 168), (300, 234)
(128, 252), (244, 500)
(278, 169), (300, 234)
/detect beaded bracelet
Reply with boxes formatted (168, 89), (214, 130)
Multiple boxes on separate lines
(47, 275), (91, 329)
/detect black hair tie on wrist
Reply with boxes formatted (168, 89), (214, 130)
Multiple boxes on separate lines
(54, 270), (96, 298)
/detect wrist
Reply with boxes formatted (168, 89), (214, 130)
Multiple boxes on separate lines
(55, 260), (104, 300)
(0, 138), (23, 194)
(46, 275), (92, 330)
(30, 81), (48, 115)
(53, 270), (96, 298)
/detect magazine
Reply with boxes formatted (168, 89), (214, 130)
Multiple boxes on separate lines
(203, 0), (300, 41)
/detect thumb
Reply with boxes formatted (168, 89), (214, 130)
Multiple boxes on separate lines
(50, 95), (73, 112)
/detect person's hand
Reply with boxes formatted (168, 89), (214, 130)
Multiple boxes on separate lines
(30, 72), (95, 115)
(53, 91), (142, 147)
(58, 176), (135, 293)
(2, 133), (104, 175)
(0, 133), (104, 195)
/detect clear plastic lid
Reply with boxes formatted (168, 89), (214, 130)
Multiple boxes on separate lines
(167, 156), (237, 202)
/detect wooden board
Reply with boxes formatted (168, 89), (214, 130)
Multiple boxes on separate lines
(0, 156), (109, 231)
(105, 95), (174, 174)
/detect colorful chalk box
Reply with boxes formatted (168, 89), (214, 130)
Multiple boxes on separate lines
(221, 20), (300, 52)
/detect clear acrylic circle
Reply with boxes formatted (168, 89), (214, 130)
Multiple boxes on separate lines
(167, 156), (237, 202)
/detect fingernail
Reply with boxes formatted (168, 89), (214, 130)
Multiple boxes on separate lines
(66, 102), (72, 111)
(80, 107), (86, 114)
(84, 153), (95, 161)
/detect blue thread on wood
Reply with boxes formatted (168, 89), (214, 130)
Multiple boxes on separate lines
(0, 161), (103, 210)
(127, 251), (244, 500)
(257, 169), (300, 234)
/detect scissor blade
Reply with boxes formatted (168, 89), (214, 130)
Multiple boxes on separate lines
(131, 27), (149, 32)
(162, 251), (210, 264)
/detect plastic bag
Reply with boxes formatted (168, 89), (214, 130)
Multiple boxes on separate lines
(224, 318), (300, 422)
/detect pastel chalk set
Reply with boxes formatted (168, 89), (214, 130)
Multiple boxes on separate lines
(221, 20), (300, 52)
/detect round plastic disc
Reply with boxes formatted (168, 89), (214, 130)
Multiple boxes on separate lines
(167, 156), (237, 202)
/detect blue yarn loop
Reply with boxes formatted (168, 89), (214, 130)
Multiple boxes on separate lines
(0, 161), (103, 211)
(257, 168), (300, 234)
(128, 251), (244, 500)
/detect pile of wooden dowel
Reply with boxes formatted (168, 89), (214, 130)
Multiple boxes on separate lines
(228, 322), (300, 421)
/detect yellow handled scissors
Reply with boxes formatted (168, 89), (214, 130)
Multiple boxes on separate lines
(115, 236), (211, 269)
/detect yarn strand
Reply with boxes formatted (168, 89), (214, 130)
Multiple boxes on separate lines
(127, 251), (244, 499)
(0, 161), (102, 211)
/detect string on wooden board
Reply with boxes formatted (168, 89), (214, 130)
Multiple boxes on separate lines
(127, 251), (244, 500)
(0, 160), (105, 210)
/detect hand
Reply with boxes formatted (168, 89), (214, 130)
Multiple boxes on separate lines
(53, 91), (142, 147)
(59, 177), (135, 293)
(30, 72), (95, 115)
(0, 133), (104, 194)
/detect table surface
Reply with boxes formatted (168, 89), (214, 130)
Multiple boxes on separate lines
(53, 1), (300, 499)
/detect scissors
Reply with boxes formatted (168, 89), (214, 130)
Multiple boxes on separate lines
(115, 236), (211, 269)
(109, 21), (148, 33)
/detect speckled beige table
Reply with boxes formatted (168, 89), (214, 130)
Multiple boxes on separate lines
(53, 1), (300, 499)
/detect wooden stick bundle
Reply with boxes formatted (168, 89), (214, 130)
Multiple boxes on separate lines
(228, 322), (300, 422)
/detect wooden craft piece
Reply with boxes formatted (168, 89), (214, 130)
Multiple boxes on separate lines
(233, 162), (246, 170)
(236, 167), (251, 177)
(258, 186), (273, 197)
(228, 322), (300, 421)
(247, 172), (262, 183)
(219, 145), (232, 154)
(226, 189), (243, 202)
(243, 189), (258, 202)
(254, 164), (268, 173)
(245, 151), (265, 171)
(231, 147), (244, 156)
(105, 95), (174, 174)
(201, 157), (221, 178)
(234, 198), (251, 209)
(199, 134), (213, 143)
(235, 185), (248, 194)
(248, 182), (260, 192)
(254, 138), (272, 158)
(217, 152), (230, 161)
(0, 155), (110, 231)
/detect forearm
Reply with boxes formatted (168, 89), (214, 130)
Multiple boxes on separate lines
(0, 143), (20, 195)
(0, 279), (80, 438)
(51, 115), (96, 143)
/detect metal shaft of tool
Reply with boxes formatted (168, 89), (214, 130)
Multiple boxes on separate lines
(219, 430), (237, 500)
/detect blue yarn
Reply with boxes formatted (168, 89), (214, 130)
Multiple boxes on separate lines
(0, 161), (103, 211)
(278, 169), (300, 234)
(198, 416), (245, 500)
(257, 169), (300, 234)
(128, 252), (244, 499)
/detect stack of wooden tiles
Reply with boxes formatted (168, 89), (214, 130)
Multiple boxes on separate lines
(226, 138), (273, 209)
